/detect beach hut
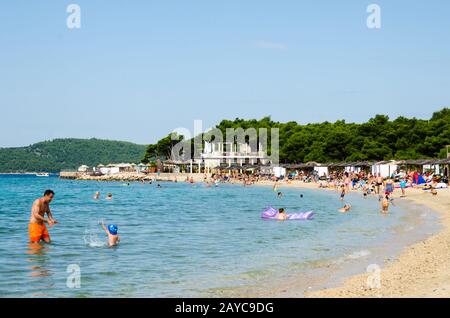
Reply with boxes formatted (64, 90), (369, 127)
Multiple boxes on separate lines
(437, 158), (450, 182)
(314, 164), (329, 178)
(259, 164), (273, 175)
(273, 166), (287, 178)
(421, 159), (441, 175)
(136, 163), (149, 174)
(106, 164), (120, 175)
(344, 161), (373, 174)
(77, 165), (89, 172)
(372, 160), (398, 178)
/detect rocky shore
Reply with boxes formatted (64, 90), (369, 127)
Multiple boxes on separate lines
(59, 171), (209, 183)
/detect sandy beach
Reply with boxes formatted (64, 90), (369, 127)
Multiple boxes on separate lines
(254, 180), (450, 298)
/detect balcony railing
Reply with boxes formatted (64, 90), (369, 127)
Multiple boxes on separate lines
(202, 151), (267, 158)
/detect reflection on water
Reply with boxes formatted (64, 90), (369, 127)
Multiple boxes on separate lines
(25, 243), (54, 296)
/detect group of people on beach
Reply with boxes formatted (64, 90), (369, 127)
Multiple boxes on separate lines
(269, 170), (412, 216)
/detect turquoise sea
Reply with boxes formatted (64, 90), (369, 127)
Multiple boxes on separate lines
(0, 175), (439, 297)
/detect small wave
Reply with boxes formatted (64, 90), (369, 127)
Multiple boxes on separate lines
(83, 229), (107, 248)
(334, 249), (371, 265)
(347, 250), (371, 259)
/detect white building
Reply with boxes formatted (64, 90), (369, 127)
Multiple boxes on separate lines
(273, 166), (286, 178)
(201, 141), (270, 172)
(372, 161), (398, 178)
(314, 166), (329, 177)
(99, 164), (120, 175)
(78, 165), (90, 172)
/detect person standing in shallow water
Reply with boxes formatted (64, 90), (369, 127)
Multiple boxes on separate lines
(381, 195), (390, 214)
(29, 190), (58, 244)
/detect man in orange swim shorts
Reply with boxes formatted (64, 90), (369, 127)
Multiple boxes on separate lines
(29, 190), (58, 243)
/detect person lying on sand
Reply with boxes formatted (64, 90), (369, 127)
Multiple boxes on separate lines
(339, 204), (351, 213)
(100, 219), (120, 247)
(276, 208), (288, 221)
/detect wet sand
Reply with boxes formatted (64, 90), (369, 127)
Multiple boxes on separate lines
(257, 180), (450, 298)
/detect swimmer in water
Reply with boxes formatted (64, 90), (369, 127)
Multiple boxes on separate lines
(276, 208), (288, 221)
(273, 181), (279, 193)
(300, 194), (303, 198)
(106, 193), (113, 200)
(93, 191), (100, 200)
(277, 192), (283, 198)
(157, 184), (162, 188)
(339, 204), (351, 213)
(100, 219), (120, 247)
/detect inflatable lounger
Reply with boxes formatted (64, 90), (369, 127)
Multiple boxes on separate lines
(261, 207), (315, 221)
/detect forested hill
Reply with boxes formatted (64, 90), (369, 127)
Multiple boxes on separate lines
(143, 108), (450, 163)
(0, 138), (147, 173)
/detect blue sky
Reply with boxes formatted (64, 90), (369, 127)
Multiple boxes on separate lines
(1, 0), (449, 147)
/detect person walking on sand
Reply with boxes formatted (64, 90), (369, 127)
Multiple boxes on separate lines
(384, 178), (394, 195)
(376, 174), (383, 194)
(400, 179), (407, 197)
(29, 190), (58, 244)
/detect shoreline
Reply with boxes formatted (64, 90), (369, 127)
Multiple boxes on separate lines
(19, 173), (450, 297)
(256, 180), (450, 298)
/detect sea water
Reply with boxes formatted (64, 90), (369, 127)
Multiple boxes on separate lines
(0, 175), (439, 297)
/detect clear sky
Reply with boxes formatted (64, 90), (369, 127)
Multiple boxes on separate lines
(1, 0), (449, 147)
